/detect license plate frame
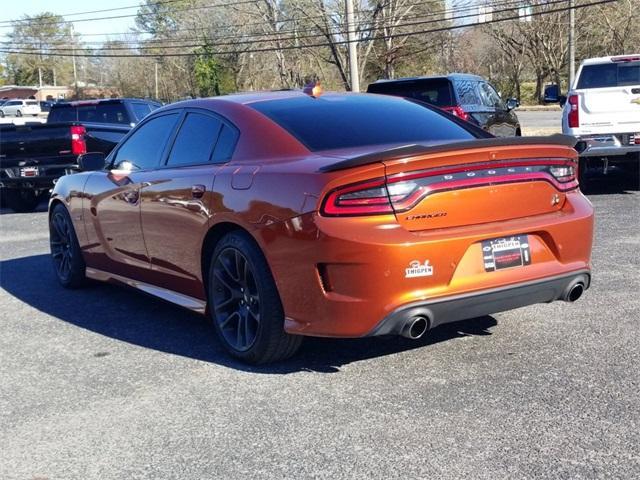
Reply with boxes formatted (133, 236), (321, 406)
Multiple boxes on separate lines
(20, 166), (39, 177)
(482, 235), (531, 272)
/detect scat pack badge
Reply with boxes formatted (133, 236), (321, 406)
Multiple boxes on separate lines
(405, 260), (434, 278)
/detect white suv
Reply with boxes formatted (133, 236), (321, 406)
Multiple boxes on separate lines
(545, 55), (640, 186)
(0, 99), (42, 117)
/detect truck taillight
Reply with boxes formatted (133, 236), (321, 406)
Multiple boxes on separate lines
(70, 125), (87, 155)
(568, 94), (579, 128)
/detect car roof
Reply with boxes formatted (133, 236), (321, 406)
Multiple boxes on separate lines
(370, 73), (485, 84)
(53, 98), (161, 107)
(581, 54), (640, 65)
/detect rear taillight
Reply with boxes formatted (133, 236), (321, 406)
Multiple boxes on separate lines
(70, 125), (87, 155)
(321, 178), (393, 216)
(442, 106), (469, 121)
(568, 94), (579, 128)
(320, 159), (578, 217)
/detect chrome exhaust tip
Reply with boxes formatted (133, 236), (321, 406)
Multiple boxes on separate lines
(400, 316), (429, 340)
(564, 282), (585, 302)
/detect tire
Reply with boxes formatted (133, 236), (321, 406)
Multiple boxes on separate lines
(49, 203), (87, 288)
(0, 110), (4, 118)
(578, 157), (590, 193)
(16, 110), (22, 117)
(4, 189), (40, 212)
(208, 230), (302, 364)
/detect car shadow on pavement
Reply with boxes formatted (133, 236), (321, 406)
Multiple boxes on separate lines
(0, 254), (497, 374)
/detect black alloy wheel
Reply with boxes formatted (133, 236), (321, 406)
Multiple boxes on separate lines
(49, 203), (86, 288)
(212, 247), (261, 352)
(208, 231), (302, 364)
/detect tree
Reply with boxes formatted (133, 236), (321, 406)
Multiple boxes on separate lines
(5, 13), (76, 86)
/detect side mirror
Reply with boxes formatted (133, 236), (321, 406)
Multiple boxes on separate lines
(506, 98), (519, 111)
(543, 84), (560, 103)
(78, 152), (106, 171)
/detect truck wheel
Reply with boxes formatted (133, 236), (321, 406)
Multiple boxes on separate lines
(208, 230), (303, 364)
(4, 190), (40, 212)
(578, 158), (590, 193)
(49, 203), (87, 288)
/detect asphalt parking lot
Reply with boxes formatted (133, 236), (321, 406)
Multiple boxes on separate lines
(1, 175), (639, 479)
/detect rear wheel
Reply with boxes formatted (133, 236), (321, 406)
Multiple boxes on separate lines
(578, 157), (590, 193)
(208, 231), (302, 364)
(49, 203), (87, 288)
(4, 189), (40, 212)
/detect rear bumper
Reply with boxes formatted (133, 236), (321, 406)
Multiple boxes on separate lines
(0, 163), (77, 190)
(575, 134), (640, 158)
(368, 270), (590, 336)
(258, 190), (594, 338)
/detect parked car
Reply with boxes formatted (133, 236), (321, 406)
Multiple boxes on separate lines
(49, 91), (593, 364)
(39, 100), (56, 112)
(0, 99), (41, 117)
(545, 54), (640, 189)
(367, 74), (521, 137)
(0, 98), (160, 212)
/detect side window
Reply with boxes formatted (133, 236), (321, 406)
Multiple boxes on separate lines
(479, 82), (503, 109)
(212, 125), (239, 163)
(455, 80), (481, 106)
(166, 112), (222, 167)
(112, 113), (180, 171)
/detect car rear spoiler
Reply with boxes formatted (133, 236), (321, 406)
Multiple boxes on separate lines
(319, 134), (581, 173)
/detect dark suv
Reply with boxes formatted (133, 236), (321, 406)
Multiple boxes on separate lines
(367, 74), (521, 137)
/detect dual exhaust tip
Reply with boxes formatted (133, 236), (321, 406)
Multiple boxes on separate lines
(400, 315), (429, 340)
(563, 282), (585, 303)
(398, 280), (585, 340)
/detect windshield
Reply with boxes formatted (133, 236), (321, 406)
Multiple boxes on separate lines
(250, 94), (475, 151)
(577, 62), (640, 89)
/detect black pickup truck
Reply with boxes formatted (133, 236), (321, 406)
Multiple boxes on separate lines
(0, 98), (160, 212)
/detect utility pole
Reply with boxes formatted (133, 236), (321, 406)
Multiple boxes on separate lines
(71, 24), (78, 99)
(345, 0), (360, 92)
(38, 67), (43, 88)
(154, 60), (159, 100)
(568, 0), (575, 89)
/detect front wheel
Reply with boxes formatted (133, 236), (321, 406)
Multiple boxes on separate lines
(0, 110), (4, 118)
(16, 110), (22, 117)
(49, 203), (87, 288)
(208, 231), (302, 364)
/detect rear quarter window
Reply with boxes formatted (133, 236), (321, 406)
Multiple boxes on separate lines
(78, 104), (129, 124)
(454, 80), (483, 107)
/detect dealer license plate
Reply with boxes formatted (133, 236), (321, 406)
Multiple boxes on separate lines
(482, 235), (531, 272)
(20, 166), (39, 177)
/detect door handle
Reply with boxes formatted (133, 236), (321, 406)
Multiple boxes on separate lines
(191, 184), (206, 199)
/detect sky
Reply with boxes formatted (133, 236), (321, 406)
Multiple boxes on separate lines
(0, 0), (140, 43)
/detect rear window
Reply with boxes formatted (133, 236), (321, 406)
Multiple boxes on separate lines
(577, 62), (640, 89)
(48, 103), (131, 124)
(26, 101), (38, 105)
(250, 95), (476, 151)
(367, 78), (454, 107)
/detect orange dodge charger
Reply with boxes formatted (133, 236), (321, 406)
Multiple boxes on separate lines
(49, 91), (594, 363)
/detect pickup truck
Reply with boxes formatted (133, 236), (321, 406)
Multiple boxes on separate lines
(545, 54), (640, 189)
(0, 98), (160, 212)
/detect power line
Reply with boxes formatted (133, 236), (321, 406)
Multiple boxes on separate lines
(0, 0), (614, 58)
(0, 0), (550, 51)
(0, 0), (261, 28)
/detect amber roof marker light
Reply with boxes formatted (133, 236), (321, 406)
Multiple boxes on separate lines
(303, 82), (323, 98)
